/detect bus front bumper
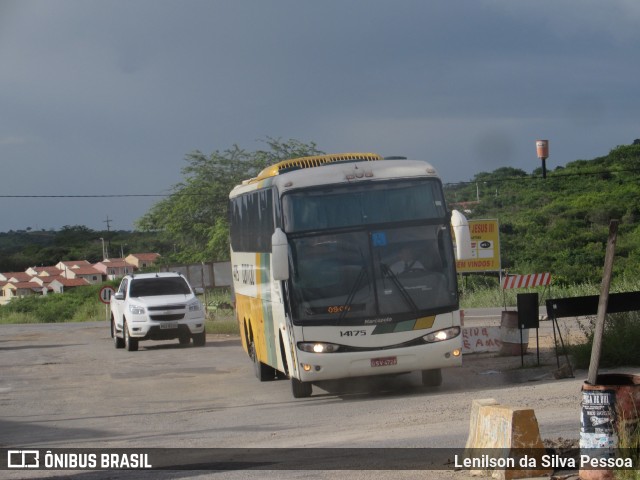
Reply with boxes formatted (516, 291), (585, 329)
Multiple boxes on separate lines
(295, 338), (462, 383)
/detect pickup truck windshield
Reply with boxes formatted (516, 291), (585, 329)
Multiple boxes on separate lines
(129, 277), (191, 297)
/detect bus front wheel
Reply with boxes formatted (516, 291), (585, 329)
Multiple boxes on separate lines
(291, 378), (312, 398)
(421, 368), (442, 387)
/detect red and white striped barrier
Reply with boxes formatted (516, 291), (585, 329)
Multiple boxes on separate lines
(501, 273), (551, 289)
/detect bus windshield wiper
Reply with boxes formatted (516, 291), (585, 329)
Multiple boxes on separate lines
(338, 265), (368, 322)
(380, 263), (419, 315)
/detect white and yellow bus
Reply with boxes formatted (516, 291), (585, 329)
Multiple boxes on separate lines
(229, 153), (471, 398)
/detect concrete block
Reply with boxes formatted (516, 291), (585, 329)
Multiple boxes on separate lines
(464, 400), (553, 480)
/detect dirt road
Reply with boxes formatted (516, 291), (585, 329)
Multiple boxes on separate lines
(1, 320), (636, 480)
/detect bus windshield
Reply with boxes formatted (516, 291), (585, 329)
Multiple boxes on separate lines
(288, 224), (458, 323)
(282, 179), (447, 233)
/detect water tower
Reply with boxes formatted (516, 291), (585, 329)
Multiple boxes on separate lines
(536, 140), (549, 179)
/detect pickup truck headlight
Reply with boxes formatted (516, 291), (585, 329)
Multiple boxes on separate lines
(188, 301), (201, 312)
(128, 304), (145, 315)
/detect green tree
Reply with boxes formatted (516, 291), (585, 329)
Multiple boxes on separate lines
(136, 138), (323, 263)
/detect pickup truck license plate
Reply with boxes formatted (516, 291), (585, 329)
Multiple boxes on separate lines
(160, 322), (178, 329)
(371, 356), (397, 367)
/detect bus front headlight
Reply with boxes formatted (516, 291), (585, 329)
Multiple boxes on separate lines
(298, 342), (341, 353)
(422, 327), (460, 343)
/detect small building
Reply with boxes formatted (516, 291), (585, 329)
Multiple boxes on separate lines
(125, 253), (161, 270)
(0, 280), (8, 305)
(55, 260), (92, 278)
(93, 260), (134, 280)
(47, 277), (91, 294)
(1, 280), (43, 304)
(0, 272), (33, 283)
(25, 266), (63, 277)
(64, 266), (103, 284)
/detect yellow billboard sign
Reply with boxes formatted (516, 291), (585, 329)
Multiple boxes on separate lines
(456, 219), (501, 273)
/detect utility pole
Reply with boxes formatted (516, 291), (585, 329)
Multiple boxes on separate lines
(99, 238), (107, 261)
(103, 216), (112, 259)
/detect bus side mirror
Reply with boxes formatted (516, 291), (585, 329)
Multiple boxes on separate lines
(451, 210), (473, 260)
(272, 228), (290, 281)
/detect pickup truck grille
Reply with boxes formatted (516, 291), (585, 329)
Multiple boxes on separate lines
(148, 305), (184, 311)
(147, 305), (186, 321)
(150, 313), (185, 321)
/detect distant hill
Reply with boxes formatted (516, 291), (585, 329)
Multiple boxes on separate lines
(0, 226), (169, 272)
(445, 142), (640, 284)
(3, 143), (640, 285)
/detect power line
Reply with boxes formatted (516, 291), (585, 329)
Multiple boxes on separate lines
(0, 193), (208, 198)
(2, 166), (640, 197)
(0, 194), (165, 198)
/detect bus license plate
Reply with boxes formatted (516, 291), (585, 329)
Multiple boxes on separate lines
(160, 322), (178, 329)
(371, 356), (397, 367)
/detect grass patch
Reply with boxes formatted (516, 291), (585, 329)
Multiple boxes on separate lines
(200, 287), (239, 335)
(0, 283), (115, 324)
(459, 276), (640, 309)
(205, 316), (239, 335)
(569, 311), (640, 369)
(205, 308), (239, 335)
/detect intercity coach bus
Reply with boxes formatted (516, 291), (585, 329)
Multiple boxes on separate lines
(228, 153), (471, 398)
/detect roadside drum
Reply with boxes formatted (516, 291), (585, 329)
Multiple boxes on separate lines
(499, 311), (529, 356)
(580, 373), (640, 480)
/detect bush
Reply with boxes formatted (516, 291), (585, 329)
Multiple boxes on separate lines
(570, 311), (640, 368)
(0, 283), (114, 324)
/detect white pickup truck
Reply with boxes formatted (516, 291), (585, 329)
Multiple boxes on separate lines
(110, 272), (206, 351)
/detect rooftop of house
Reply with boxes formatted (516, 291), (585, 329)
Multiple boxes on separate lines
(127, 253), (161, 262)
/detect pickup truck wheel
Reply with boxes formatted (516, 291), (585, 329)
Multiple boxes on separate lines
(193, 331), (206, 347)
(112, 320), (125, 349)
(124, 321), (138, 352)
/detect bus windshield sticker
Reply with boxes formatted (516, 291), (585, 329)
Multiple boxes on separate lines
(371, 232), (387, 247)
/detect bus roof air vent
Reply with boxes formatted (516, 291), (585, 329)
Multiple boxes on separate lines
(253, 153), (383, 181)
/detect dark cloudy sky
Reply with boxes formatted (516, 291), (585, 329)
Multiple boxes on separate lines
(1, 0), (639, 231)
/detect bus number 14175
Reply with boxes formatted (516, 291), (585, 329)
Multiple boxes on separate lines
(340, 330), (367, 337)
